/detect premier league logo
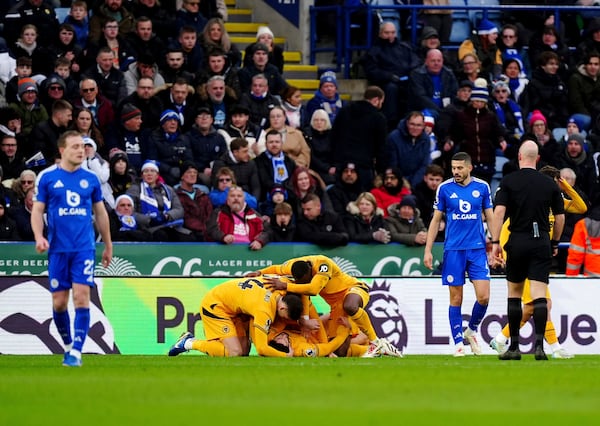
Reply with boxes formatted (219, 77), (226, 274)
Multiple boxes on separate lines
(367, 280), (408, 353)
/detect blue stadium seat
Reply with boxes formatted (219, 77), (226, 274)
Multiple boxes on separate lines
(449, 0), (472, 43)
(54, 7), (70, 24)
(467, 0), (502, 30)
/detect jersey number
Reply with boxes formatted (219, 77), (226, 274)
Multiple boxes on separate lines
(238, 278), (264, 290)
(83, 259), (95, 282)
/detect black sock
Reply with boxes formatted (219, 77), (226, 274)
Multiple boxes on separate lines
(507, 298), (522, 351)
(532, 297), (548, 349)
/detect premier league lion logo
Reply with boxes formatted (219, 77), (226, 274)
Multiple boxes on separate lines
(367, 280), (408, 353)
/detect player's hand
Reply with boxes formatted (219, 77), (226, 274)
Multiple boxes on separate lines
(244, 270), (261, 277)
(35, 238), (49, 254)
(337, 316), (351, 329)
(287, 343), (294, 357)
(299, 317), (321, 331)
(423, 252), (433, 270)
(102, 246), (113, 268)
(264, 276), (287, 291)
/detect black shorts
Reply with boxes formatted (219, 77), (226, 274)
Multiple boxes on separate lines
(504, 233), (552, 284)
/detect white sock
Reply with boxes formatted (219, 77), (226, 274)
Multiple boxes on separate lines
(550, 342), (561, 352)
(70, 349), (82, 359)
(495, 333), (507, 344)
(184, 339), (194, 350)
(64, 343), (73, 353)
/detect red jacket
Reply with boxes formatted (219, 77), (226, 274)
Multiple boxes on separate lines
(206, 204), (267, 245)
(371, 185), (411, 217)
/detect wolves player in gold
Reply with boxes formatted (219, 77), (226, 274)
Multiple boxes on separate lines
(248, 254), (402, 357)
(490, 166), (583, 358)
(168, 276), (303, 357)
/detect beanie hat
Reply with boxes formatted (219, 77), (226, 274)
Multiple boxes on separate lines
(529, 110), (547, 126)
(256, 26), (274, 40)
(478, 19), (498, 35)
(180, 160), (198, 176)
(421, 26), (439, 40)
(492, 80), (511, 95)
(270, 183), (288, 199)
(45, 75), (66, 90)
(141, 160), (160, 172)
(399, 195), (417, 209)
(567, 133), (585, 148)
(83, 136), (97, 152)
(319, 70), (337, 88)
(115, 194), (134, 208)
(424, 114), (435, 128)
(109, 148), (128, 162)
(160, 109), (181, 125)
(252, 42), (269, 55)
(567, 115), (585, 131)
(121, 103), (142, 123)
(196, 106), (213, 117)
(18, 78), (37, 95)
(470, 86), (489, 102)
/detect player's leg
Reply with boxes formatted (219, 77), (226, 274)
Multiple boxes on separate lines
(442, 250), (466, 356)
(529, 279), (549, 360)
(343, 292), (376, 342)
(463, 249), (490, 355)
(49, 253), (73, 361)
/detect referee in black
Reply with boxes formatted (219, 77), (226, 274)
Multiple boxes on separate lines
(489, 139), (565, 360)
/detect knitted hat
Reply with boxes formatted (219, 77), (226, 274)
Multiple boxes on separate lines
(567, 115), (585, 131)
(399, 195), (417, 209)
(256, 25), (274, 39)
(470, 86), (489, 102)
(121, 103), (142, 123)
(83, 136), (97, 151)
(141, 160), (159, 172)
(421, 26), (439, 40)
(478, 19), (498, 35)
(529, 110), (547, 126)
(319, 70), (337, 88)
(567, 133), (585, 148)
(252, 42), (269, 55)
(270, 183), (288, 199)
(492, 80), (511, 95)
(160, 109), (181, 125)
(424, 114), (435, 128)
(343, 162), (356, 171)
(18, 78), (37, 95)
(45, 75), (66, 91)
(180, 160), (198, 176)
(115, 194), (134, 208)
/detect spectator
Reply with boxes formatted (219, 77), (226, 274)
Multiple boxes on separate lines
(371, 167), (411, 217)
(417, 26), (454, 68)
(446, 82), (506, 183)
(498, 24), (530, 78)
(52, 57), (80, 101)
(83, 46), (128, 107)
(502, 58), (529, 105)
(575, 18), (600, 65)
(209, 166), (258, 209)
(0, 108), (28, 163)
(199, 0), (228, 22)
(176, 0), (208, 35)
(185, 106), (227, 186)
(206, 185), (267, 250)
(263, 201), (296, 242)
(30, 99), (73, 169)
(330, 86), (387, 191)
(408, 49), (458, 119)
(161, 47), (196, 85)
(9, 78), (48, 140)
(238, 43), (287, 96)
(85, 18), (136, 72)
(244, 26), (284, 73)
(10, 169), (36, 206)
(343, 191), (390, 244)
(0, 134), (26, 182)
(305, 71), (347, 128)
(565, 202), (600, 277)
(197, 75), (237, 129)
(5, 57), (33, 105)
(46, 24), (84, 77)
(71, 77), (115, 134)
(238, 73), (281, 130)
(126, 16), (167, 67)
(421, 0), (452, 44)
(528, 25), (572, 81)
(63, 1), (90, 50)
(211, 137), (261, 200)
(304, 109), (335, 186)
(200, 17), (241, 68)
(458, 19), (502, 81)
(126, 160), (189, 242)
(385, 110), (431, 189)
(131, 0), (177, 43)
(104, 103), (151, 172)
(0, 197), (20, 240)
(88, 0), (136, 44)
(455, 53), (486, 85)
(217, 104), (262, 152)
(171, 25), (204, 81)
(385, 195), (428, 246)
(296, 193), (348, 246)
(175, 161), (213, 241)
(81, 137), (114, 208)
(289, 166), (333, 216)
(280, 86), (307, 130)
(256, 106), (311, 167)
(107, 149), (138, 200)
(553, 133), (596, 197)
(522, 51), (569, 131)
(0, 165), (20, 217)
(490, 79), (525, 151)
(11, 23), (53, 75)
(3, 0), (59, 48)
(361, 21), (421, 128)
(123, 53), (166, 96)
(147, 109), (193, 186)
(118, 77), (164, 132)
(109, 193), (153, 242)
(327, 162), (362, 215)
(435, 79), (472, 146)
(413, 163), (445, 229)
(196, 47), (241, 98)
(259, 183), (289, 219)
(39, 75), (68, 115)
(13, 187), (36, 241)
(559, 116), (588, 148)
(155, 77), (199, 132)
(567, 50), (600, 132)
(254, 129), (296, 201)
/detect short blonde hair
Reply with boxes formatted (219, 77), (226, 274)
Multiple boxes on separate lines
(310, 109), (332, 130)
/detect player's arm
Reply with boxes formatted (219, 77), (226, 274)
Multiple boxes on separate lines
(253, 325), (289, 357)
(93, 200), (113, 268)
(31, 200), (49, 253)
(286, 274), (328, 295)
(313, 325), (351, 357)
(490, 205), (507, 259)
(423, 209), (443, 270)
(559, 179), (588, 214)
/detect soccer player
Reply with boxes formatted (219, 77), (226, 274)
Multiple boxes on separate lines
(168, 276), (304, 357)
(248, 254), (402, 358)
(423, 152), (495, 357)
(490, 165), (579, 358)
(490, 140), (565, 360)
(31, 130), (113, 367)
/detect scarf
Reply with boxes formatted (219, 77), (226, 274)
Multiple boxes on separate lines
(283, 101), (301, 129)
(118, 214), (137, 231)
(493, 99), (524, 135)
(267, 151), (289, 183)
(140, 181), (172, 225)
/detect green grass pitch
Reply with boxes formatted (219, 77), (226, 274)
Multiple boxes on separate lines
(2, 355), (600, 425)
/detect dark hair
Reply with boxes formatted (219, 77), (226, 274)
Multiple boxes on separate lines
(364, 85), (384, 100)
(230, 137), (248, 151)
(301, 193), (320, 205)
(538, 51), (559, 66)
(52, 99), (73, 114)
(268, 339), (289, 353)
(425, 163), (445, 177)
(291, 260), (311, 281)
(452, 152), (472, 164)
(583, 50), (600, 65)
(281, 85), (301, 101)
(281, 293), (304, 321)
(265, 129), (282, 140)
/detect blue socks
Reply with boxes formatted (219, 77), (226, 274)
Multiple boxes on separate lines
(449, 305), (463, 344)
(53, 310), (72, 346)
(468, 301), (488, 332)
(72, 307), (90, 353)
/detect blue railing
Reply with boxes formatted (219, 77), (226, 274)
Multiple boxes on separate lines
(309, 4), (599, 78)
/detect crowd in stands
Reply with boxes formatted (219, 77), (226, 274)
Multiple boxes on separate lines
(0, 1), (599, 269)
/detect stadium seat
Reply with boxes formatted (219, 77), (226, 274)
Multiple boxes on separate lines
(54, 7), (70, 24)
(449, 0), (472, 43)
(467, 0), (502, 30)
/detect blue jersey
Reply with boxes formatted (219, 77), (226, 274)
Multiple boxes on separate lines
(35, 165), (103, 253)
(434, 177), (492, 251)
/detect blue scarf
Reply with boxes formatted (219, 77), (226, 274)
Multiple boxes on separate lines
(266, 151), (288, 183)
(118, 214), (138, 231)
(493, 99), (524, 136)
(140, 182), (172, 225)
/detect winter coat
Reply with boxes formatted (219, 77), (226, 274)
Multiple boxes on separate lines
(146, 129), (194, 186)
(211, 151), (261, 200)
(206, 203), (267, 245)
(385, 203), (427, 246)
(385, 118), (431, 188)
(296, 211), (348, 246)
(185, 125), (227, 170)
(343, 201), (389, 244)
(175, 186), (213, 238)
(568, 64), (600, 118)
(522, 67), (569, 130)
(407, 64), (458, 115)
(362, 37), (422, 85)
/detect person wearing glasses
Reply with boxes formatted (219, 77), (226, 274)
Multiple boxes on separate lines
(0, 134), (26, 182)
(455, 53), (486, 85)
(72, 77), (116, 134)
(11, 169), (36, 207)
(88, 0), (136, 45)
(209, 166), (258, 209)
(490, 79), (525, 153)
(458, 19), (502, 81)
(497, 24), (530, 78)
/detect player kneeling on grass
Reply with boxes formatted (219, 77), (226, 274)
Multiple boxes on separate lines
(168, 276), (304, 357)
